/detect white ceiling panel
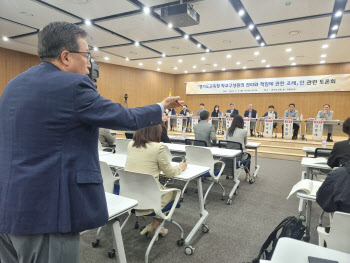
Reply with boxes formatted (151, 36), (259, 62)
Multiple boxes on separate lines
(139, 0), (174, 7)
(0, 39), (38, 55)
(242, 0), (334, 24)
(102, 45), (160, 59)
(346, 1), (350, 10)
(0, 18), (37, 38)
(0, 0), (80, 29)
(193, 29), (258, 51)
(143, 38), (202, 55)
(96, 13), (181, 42)
(41, 0), (139, 20)
(81, 25), (130, 47)
(258, 17), (331, 45)
(337, 14), (350, 37)
(15, 34), (39, 46)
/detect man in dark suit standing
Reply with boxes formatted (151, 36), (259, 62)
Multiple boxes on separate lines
(0, 22), (182, 262)
(244, 104), (258, 136)
(226, 102), (239, 117)
(327, 117), (350, 168)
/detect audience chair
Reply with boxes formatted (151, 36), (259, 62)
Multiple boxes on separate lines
(125, 131), (134, 139)
(115, 139), (131, 155)
(314, 148), (332, 158)
(98, 140), (115, 153)
(184, 146), (225, 206)
(118, 169), (184, 263)
(317, 211), (350, 253)
(185, 138), (207, 147)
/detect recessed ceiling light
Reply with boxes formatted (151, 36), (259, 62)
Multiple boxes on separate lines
(125, 57), (129, 61)
(143, 7), (150, 14)
(206, 48), (210, 52)
(193, 65), (197, 69)
(243, 66), (247, 69)
(201, 57), (206, 61)
(330, 34), (336, 39)
(255, 35), (261, 40)
(335, 10), (342, 17)
(285, 48), (292, 52)
(291, 62), (296, 66)
(320, 60), (325, 64)
(223, 40), (231, 43)
(84, 20), (91, 26)
(248, 24), (254, 30)
(289, 30), (300, 35)
(289, 57), (295, 61)
(168, 23), (173, 28)
(135, 41), (140, 46)
(236, 61), (241, 65)
(285, 1), (292, 6)
(332, 25), (339, 30)
(184, 34), (189, 39)
(238, 10), (245, 16)
(197, 43), (201, 48)
(320, 54), (327, 58)
(2, 36), (9, 41)
(174, 66), (178, 70)
(19, 11), (34, 16)
(261, 59), (266, 63)
(139, 62), (143, 66)
(162, 53), (166, 57)
(184, 70), (188, 74)
(266, 64), (270, 68)
(104, 56), (109, 61)
(158, 61), (162, 64)
(226, 54), (232, 59)
(222, 68), (226, 71)
(254, 51), (259, 56)
(213, 64), (218, 67)
(178, 59), (183, 63)
(322, 44), (329, 49)
(202, 69), (206, 72)
(260, 42), (265, 46)
(157, 68), (160, 71)
(93, 47), (98, 51)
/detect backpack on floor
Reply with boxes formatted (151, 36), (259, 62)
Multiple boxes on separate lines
(252, 216), (306, 263)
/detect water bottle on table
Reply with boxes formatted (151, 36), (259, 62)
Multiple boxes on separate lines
(322, 137), (327, 148)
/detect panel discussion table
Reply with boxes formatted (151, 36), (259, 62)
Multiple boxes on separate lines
(168, 136), (261, 179)
(105, 192), (138, 263)
(99, 152), (210, 254)
(298, 157), (332, 242)
(260, 237), (350, 263)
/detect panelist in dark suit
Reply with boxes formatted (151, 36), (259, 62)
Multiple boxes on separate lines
(328, 117), (350, 168)
(0, 22), (182, 262)
(244, 104), (258, 136)
(226, 102), (239, 117)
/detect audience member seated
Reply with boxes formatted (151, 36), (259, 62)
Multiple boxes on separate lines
(317, 104), (334, 142)
(194, 110), (217, 147)
(244, 104), (257, 137)
(196, 103), (206, 116)
(226, 115), (251, 181)
(179, 105), (190, 116)
(226, 102), (239, 117)
(125, 125), (187, 238)
(161, 112), (171, 143)
(99, 128), (116, 147)
(283, 103), (299, 140)
(211, 105), (222, 117)
(316, 161), (350, 213)
(263, 105), (278, 129)
(328, 117), (350, 168)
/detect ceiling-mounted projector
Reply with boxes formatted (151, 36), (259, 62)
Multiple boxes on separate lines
(161, 3), (200, 28)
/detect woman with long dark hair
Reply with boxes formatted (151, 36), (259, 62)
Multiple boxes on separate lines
(211, 105), (221, 117)
(161, 111), (171, 143)
(226, 115), (251, 181)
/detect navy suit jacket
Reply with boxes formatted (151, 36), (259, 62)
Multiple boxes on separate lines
(244, 109), (257, 118)
(226, 109), (239, 117)
(0, 62), (162, 235)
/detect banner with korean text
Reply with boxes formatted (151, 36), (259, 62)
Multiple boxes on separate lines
(186, 74), (350, 95)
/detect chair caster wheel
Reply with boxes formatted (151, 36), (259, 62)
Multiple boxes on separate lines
(249, 178), (255, 184)
(227, 199), (232, 205)
(202, 225), (209, 233)
(226, 176), (230, 180)
(139, 226), (145, 233)
(108, 249), (116, 258)
(234, 190), (238, 195)
(299, 215), (306, 221)
(221, 196), (225, 200)
(185, 246), (195, 255)
(180, 197), (184, 202)
(184, 189), (188, 193)
(177, 239), (184, 246)
(92, 239), (99, 248)
(134, 222), (139, 229)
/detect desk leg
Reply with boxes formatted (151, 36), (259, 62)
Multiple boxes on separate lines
(252, 148), (260, 180)
(227, 157), (240, 204)
(112, 219), (127, 263)
(303, 200), (312, 242)
(184, 177), (209, 250)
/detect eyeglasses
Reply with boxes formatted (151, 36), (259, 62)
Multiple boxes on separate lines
(69, 51), (91, 61)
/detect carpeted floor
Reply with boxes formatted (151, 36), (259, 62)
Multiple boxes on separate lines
(79, 157), (325, 263)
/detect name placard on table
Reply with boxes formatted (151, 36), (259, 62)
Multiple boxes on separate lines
(192, 116), (199, 130)
(283, 119), (293, 139)
(264, 119), (274, 138)
(312, 120), (324, 141)
(243, 118), (250, 132)
(226, 118), (233, 129)
(176, 116), (183, 132)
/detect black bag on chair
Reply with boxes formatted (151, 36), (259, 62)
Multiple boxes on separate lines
(252, 216), (306, 263)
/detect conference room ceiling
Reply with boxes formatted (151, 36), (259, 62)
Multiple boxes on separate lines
(0, 0), (350, 74)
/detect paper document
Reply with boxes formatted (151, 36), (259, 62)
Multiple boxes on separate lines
(287, 179), (323, 199)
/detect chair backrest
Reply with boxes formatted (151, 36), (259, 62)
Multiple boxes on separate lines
(125, 131), (134, 139)
(118, 169), (162, 211)
(115, 139), (131, 155)
(185, 145), (214, 168)
(324, 211), (350, 253)
(100, 161), (117, 194)
(163, 144), (173, 162)
(315, 148), (332, 158)
(98, 140), (103, 151)
(218, 140), (243, 151)
(185, 138), (207, 147)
